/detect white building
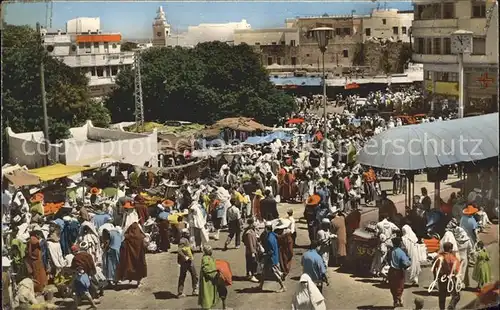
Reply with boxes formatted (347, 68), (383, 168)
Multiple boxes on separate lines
(411, 0), (498, 112)
(152, 6), (171, 47)
(234, 28), (299, 46)
(151, 6), (251, 47)
(362, 9), (414, 43)
(6, 121), (158, 169)
(42, 17), (135, 100)
(184, 19), (251, 45)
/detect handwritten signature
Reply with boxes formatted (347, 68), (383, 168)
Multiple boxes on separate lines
(427, 258), (465, 293)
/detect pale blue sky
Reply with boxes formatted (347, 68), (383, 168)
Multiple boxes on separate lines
(4, 1), (412, 39)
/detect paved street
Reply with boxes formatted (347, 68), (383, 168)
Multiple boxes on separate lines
(67, 176), (497, 310)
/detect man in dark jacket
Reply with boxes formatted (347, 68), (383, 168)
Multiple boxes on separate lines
(260, 190), (279, 221)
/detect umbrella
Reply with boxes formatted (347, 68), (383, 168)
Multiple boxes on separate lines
(285, 118), (305, 125)
(357, 113), (498, 170)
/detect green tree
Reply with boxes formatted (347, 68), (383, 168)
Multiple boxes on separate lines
(105, 41), (295, 126)
(121, 41), (138, 52)
(2, 24), (111, 161)
(380, 49), (392, 75)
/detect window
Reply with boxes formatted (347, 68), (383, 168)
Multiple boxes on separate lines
(449, 73), (458, 82)
(104, 42), (109, 52)
(343, 28), (351, 35)
(290, 40), (296, 46)
(473, 37), (486, 54)
(393, 27), (399, 35)
(280, 41), (285, 45)
(335, 28), (341, 36)
(255, 42), (260, 45)
(443, 2), (455, 19)
(433, 38), (441, 54)
(382, 19), (386, 25)
(267, 57), (273, 65)
(306, 53), (310, 57)
(425, 38), (432, 54)
(472, 2), (486, 18)
(111, 66), (118, 76)
(93, 42), (99, 49)
(112, 43), (117, 49)
(416, 38), (425, 54)
(96, 67), (104, 77)
(291, 57), (297, 66)
(343, 49), (349, 58)
(79, 42), (85, 51)
(271, 42), (277, 45)
(84, 42), (91, 53)
(277, 57), (282, 65)
(365, 28), (371, 36)
(443, 38), (451, 54)
(90, 67), (96, 76)
(424, 70), (432, 80)
(402, 27), (407, 35)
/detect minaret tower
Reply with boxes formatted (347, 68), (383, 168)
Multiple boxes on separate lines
(152, 6), (171, 47)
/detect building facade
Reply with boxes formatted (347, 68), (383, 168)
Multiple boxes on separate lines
(362, 9), (413, 43)
(235, 9), (414, 74)
(411, 0), (498, 113)
(42, 17), (134, 100)
(152, 6), (171, 47)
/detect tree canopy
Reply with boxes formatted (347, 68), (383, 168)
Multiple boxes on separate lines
(105, 41), (295, 126)
(2, 24), (111, 151)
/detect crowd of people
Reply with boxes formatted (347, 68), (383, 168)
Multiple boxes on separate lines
(1, 86), (497, 310)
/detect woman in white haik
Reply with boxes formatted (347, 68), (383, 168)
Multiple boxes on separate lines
(401, 225), (421, 286)
(292, 273), (326, 310)
(453, 226), (474, 288)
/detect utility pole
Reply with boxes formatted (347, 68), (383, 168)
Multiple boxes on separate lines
(134, 49), (145, 132)
(36, 22), (51, 165)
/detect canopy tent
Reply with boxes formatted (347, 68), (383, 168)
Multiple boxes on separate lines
(28, 163), (94, 181)
(3, 169), (41, 187)
(357, 113), (499, 170)
(285, 118), (305, 125)
(213, 117), (273, 132)
(69, 156), (122, 168)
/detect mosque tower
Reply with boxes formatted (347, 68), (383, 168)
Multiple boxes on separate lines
(152, 6), (171, 47)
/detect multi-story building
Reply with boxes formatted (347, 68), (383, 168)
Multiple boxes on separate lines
(235, 9), (414, 75)
(411, 0), (498, 113)
(362, 9), (413, 43)
(42, 17), (135, 100)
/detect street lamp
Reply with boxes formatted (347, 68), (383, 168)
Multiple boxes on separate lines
(451, 30), (473, 118)
(311, 27), (334, 174)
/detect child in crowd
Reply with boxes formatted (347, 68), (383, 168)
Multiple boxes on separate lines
(73, 266), (98, 309)
(472, 241), (491, 291)
(476, 206), (492, 232)
(177, 232), (198, 298)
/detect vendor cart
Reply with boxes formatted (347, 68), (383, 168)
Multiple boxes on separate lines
(347, 227), (378, 276)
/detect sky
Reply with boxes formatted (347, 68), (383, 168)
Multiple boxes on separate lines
(4, 1), (413, 39)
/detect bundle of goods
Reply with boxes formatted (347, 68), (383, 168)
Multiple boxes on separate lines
(43, 202), (65, 216)
(139, 192), (164, 205)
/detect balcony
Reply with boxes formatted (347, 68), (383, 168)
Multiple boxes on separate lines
(61, 53), (134, 67)
(412, 53), (457, 64)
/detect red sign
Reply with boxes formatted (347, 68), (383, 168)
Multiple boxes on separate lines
(476, 73), (494, 88)
(345, 82), (360, 90)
